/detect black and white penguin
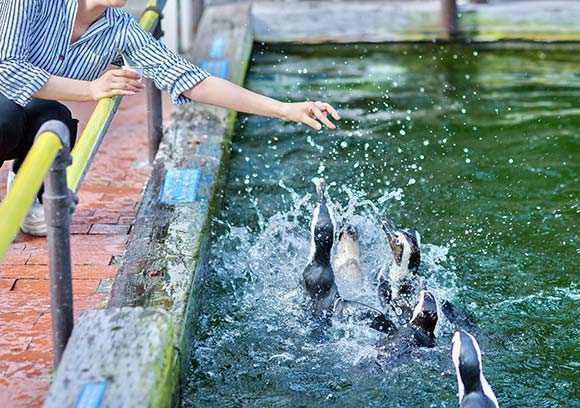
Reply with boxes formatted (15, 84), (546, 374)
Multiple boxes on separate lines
(334, 297), (397, 335)
(377, 218), (423, 319)
(302, 178), (339, 318)
(452, 330), (499, 408)
(377, 219), (478, 331)
(333, 223), (364, 299)
(302, 179), (395, 334)
(376, 290), (439, 364)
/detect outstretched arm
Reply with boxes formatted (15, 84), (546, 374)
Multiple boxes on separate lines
(183, 76), (340, 130)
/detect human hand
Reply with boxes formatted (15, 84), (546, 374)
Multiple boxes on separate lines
(280, 101), (340, 130)
(88, 69), (145, 100)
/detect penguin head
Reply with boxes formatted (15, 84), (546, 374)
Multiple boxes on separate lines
(338, 223), (358, 243)
(381, 219), (421, 273)
(410, 290), (438, 336)
(312, 177), (327, 203)
(451, 330), (499, 408)
(310, 178), (335, 259)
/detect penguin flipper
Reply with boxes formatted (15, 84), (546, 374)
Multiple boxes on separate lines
(335, 299), (397, 335)
(441, 298), (478, 330)
(377, 277), (392, 310)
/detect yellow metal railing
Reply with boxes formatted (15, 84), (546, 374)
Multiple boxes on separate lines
(139, 0), (165, 31)
(67, 97), (118, 191)
(0, 131), (63, 259)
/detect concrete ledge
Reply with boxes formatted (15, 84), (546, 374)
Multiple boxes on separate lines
(252, 0), (580, 43)
(461, 1), (580, 42)
(45, 3), (253, 406)
(43, 307), (176, 408)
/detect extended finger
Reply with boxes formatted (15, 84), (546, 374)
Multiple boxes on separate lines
(112, 69), (142, 80)
(315, 101), (341, 120)
(115, 90), (137, 96)
(311, 106), (336, 129)
(112, 80), (143, 92)
(113, 75), (145, 88)
(302, 114), (322, 130)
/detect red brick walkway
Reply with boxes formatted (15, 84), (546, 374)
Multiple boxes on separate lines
(0, 92), (172, 407)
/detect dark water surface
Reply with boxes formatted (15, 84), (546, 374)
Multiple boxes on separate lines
(182, 44), (580, 407)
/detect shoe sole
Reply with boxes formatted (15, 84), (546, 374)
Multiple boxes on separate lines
(21, 219), (48, 237)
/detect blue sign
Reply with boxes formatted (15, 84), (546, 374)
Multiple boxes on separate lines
(75, 382), (107, 408)
(209, 36), (226, 59)
(159, 168), (201, 204)
(200, 60), (229, 79)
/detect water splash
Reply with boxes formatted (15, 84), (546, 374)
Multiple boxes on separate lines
(184, 185), (459, 407)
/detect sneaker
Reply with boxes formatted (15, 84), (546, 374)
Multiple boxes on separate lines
(6, 170), (47, 236)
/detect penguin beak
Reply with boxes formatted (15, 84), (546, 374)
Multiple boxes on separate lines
(311, 177), (326, 203)
(412, 290), (438, 331)
(408, 227), (421, 247)
(420, 290), (437, 314)
(381, 219), (397, 240)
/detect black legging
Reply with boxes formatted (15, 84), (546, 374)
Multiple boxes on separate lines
(0, 93), (78, 200)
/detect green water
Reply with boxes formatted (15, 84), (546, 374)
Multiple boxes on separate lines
(182, 44), (580, 407)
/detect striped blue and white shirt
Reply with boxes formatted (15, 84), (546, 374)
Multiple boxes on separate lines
(0, 0), (210, 107)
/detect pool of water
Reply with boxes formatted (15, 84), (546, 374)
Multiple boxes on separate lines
(181, 44), (580, 407)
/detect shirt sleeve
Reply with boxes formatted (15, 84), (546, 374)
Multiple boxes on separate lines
(0, 0), (51, 106)
(121, 16), (210, 105)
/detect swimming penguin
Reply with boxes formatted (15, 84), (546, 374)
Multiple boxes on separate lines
(452, 330), (499, 408)
(333, 297), (396, 335)
(376, 290), (439, 364)
(377, 219), (423, 320)
(302, 179), (395, 334)
(302, 178), (339, 318)
(333, 223), (364, 299)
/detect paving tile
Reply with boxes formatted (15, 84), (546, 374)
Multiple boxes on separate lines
(26, 252), (113, 266)
(5, 242), (26, 251)
(21, 242), (125, 260)
(89, 224), (131, 235)
(0, 380), (50, 408)
(71, 279), (100, 295)
(70, 265), (119, 280)
(118, 215), (136, 225)
(2, 293), (50, 313)
(0, 311), (40, 328)
(75, 190), (105, 202)
(12, 233), (45, 246)
(70, 234), (128, 246)
(3, 350), (52, 378)
(0, 252), (31, 266)
(0, 265), (46, 280)
(0, 332), (34, 354)
(74, 208), (95, 217)
(73, 293), (108, 313)
(0, 278), (16, 291)
(9, 279), (49, 293)
(70, 223), (92, 234)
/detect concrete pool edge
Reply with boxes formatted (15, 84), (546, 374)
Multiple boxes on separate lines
(43, 3), (253, 407)
(252, 1), (580, 44)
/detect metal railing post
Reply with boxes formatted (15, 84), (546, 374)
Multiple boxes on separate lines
(441, 0), (459, 39)
(193, 0), (204, 33)
(147, 22), (164, 164)
(41, 120), (75, 368)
